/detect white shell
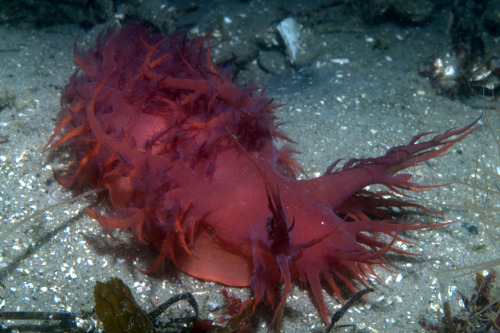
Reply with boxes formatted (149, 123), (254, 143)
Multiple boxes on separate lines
(277, 17), (301, 64)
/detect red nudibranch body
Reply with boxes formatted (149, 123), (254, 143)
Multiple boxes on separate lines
(45, 22), (478, 325)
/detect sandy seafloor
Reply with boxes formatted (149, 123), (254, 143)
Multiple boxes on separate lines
(0, 1), (499, 332)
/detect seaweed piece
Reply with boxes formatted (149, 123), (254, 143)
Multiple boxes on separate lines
(0, 310), (97, 332)
(148, 292), (199, 329)
(93, 278), (154, 333)
(418, 271), (499, 332)
(218, 291), (253, 333)
(324, 288), (374, 333)
(214, 299), (253, 333)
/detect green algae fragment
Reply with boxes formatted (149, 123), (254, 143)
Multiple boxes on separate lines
(93, 278), (154, 333)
